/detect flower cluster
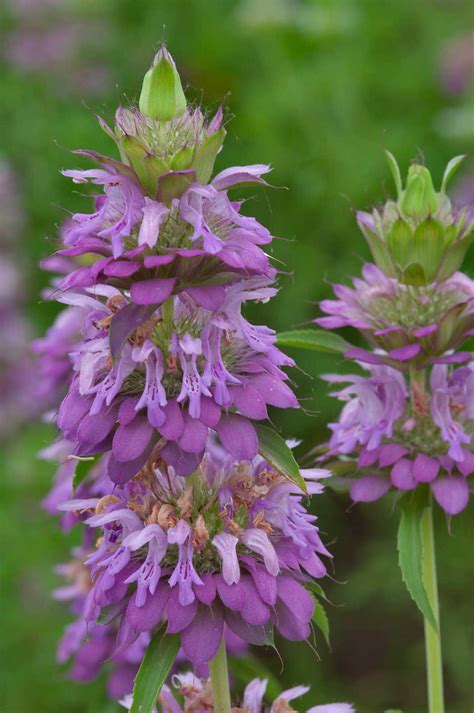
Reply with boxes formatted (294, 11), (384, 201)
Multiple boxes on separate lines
(36, 47), (332, 705)
(120, 671), (355, 712)
(316, 154), (474, 515)
(57, 446), (329, 669)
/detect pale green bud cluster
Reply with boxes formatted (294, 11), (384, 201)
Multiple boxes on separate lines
(358, 153), (473, 286)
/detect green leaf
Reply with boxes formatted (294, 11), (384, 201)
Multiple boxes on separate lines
(397, 491), (437, 631)
(230, 656), (282, 701)
(276, 329), (352, 354)
(254, 424), (307, 493)
(72, 456), (97, 493)
(385, 150), (403, 198)
(311, 598), (331, 648)
(130, 631), (180, 713)
(193, 128), (226, 183)
(441, 155), (465, 193)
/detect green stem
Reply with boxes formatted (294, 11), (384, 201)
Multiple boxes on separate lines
(421, 502), (444, 713)
(209, 636), (232, 713)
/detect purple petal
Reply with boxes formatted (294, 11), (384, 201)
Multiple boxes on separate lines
(103, 261), (140, 278)
(458, 450), (474, 476)
(216, 415), (258, 460)
(118, 397), (140, 426)
(432, 477), (469, 515)
(212, 164), (271, 191)
(390, 458), (416, 490)
(344, 348), (386, 365)
(158, 400), (184, 440)
(216, 575), (246, 612)
(186, 286), (226, 310)
(130, 278), (176, 306)
(194, 574), (217, 606)
(166, 588), (198, 633)
(107, 439), (156, 484)
(276, 576), (314, 623)
(430, 352), (472, 365)
(350, 476), (391, 503)
(240, 577), (270, 626)
(388, 344), (421, 361)
(143, 255), (175, 268)
(76, 406), (118, 446)
(160, 442), (202, 476)
(378, 444), (408, 467)
(224, 610), (273, 645)
(413, 454), (440, 483)
(230, 385), (268, 420)
(250, 375), (298, 409)
(109, 303), (157, 359)
(178, 414), (209, 453)
(126, 583), (171, 632)
(199, 397), (221, 428)
(412, 324), (438, 337)
(273, 599), (310, 641)
(112, 415), (154, 462)
(181, 605), (224, 666)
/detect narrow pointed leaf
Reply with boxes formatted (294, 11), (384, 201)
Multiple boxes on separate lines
(276, 329), (352, 354)
(397, 491), (437, 631)
(72, 456), (97, 493)
(441, 155), (465, 193)
(385, 150), (403, 198)
(130, 631), (180, 713)
(255, 424), (307, 493)
(311, 597), (331, 648)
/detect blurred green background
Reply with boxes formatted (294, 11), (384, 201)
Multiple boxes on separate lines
(1, 1), (473, 711)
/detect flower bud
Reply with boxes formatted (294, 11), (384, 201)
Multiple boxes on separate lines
(139, 46), (187, 121)
(400, 164), (438, 219)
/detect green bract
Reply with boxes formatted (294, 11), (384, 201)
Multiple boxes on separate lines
(358, 153), (473, 286)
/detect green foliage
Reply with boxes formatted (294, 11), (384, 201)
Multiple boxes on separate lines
(277, 329), (352, 354)
(397, 490), (437, 631)
(130, 632), (180, 713)
(254, 424), (307, 492)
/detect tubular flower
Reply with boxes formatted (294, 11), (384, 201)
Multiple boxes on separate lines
(120, 672), (355, 712)
(54, 281), (297, 479)
(322, 361), (474, 515)
(57, 448), (330, 668)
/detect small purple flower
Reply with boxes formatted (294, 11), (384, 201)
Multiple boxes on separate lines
(57, 450), (330, 668)
(322, 361), (474, 515)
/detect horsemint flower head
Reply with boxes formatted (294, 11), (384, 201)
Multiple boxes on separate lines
(120, 671), (355, 712)
(53, 45), (275, 302)
(321, 359), (474, 515)
(357, 153), (473, 287)
(54, 278), (297, 479)
(57, 443), (330, 668)
(317, 263), (474, 366)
